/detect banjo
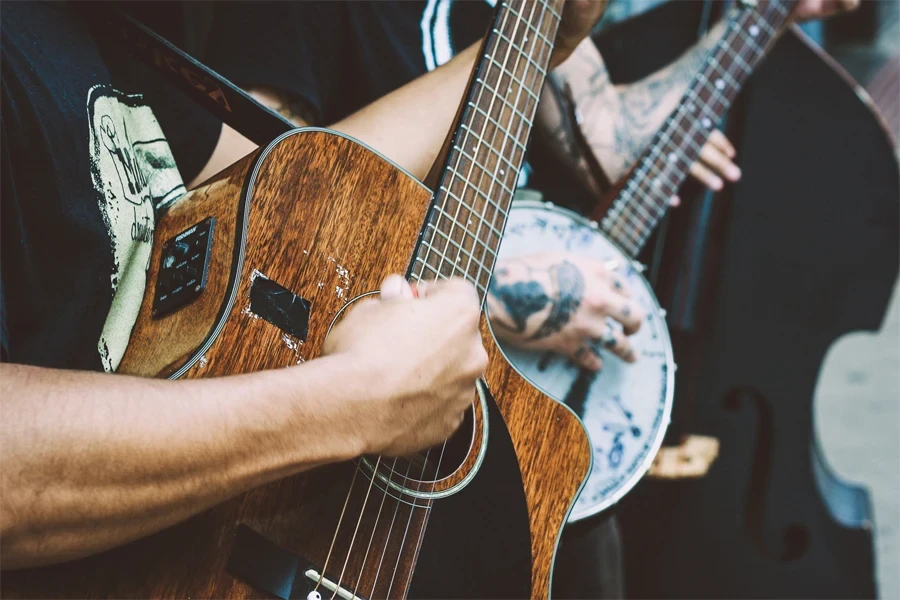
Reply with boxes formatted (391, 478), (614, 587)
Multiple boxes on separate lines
(494, 0), (798, 521)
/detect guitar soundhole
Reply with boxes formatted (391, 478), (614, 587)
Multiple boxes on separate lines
(361, 403), (476, 495)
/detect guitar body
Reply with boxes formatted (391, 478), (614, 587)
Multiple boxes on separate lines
(2, 129), (590, 598)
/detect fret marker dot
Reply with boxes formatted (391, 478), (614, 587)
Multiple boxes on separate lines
(499, 169), (505, 175)
(715, 79), (725, 90)
(668, 153), (677, 163)
(524, 36), (529, 43)
(702, 118), (712, 128)
(750, 25), (759, 36)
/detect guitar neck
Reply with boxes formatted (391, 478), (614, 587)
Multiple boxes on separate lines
(411, 0), (563, 301)
(601, 0), (797, 257)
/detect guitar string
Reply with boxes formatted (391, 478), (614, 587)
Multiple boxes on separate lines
(457, 0), (547, 289)
(377, 3), (788, 596)
(319, 0), (776, 594)
(606, 2), (780, 248)
(604, 5), (753, 252)
(314, 459), (363, 593)
(328, 456), (384, 599)
(605, 8), (750, 251)
(364, 380), (428, 599)
(395, 4), (557, 595)
(605, 1), (790, 254)
(616, 0), (790, 251)
(461, 0), (554, 287)
(309, 3), (775, 598)
(384, 3), (532, 596)
(603, 5), (764, 251)
(348, 457), (402, 599)
(607, 8), (762, 249)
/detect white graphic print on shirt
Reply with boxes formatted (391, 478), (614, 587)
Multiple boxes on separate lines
(86, 85), (186, 372)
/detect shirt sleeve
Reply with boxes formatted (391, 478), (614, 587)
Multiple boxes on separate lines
(203, 1), (346, 125)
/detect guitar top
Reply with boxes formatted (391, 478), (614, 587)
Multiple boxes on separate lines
(2, 1), (591, 598)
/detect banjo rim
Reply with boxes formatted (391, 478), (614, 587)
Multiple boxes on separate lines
(491, 198), (675, 522)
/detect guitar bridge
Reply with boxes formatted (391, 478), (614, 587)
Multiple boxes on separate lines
(227, 525), (368, 600)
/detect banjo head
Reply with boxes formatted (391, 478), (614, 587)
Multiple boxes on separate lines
(491, 199), (674, 521)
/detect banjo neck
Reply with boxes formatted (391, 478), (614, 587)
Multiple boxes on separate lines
(599, 0), (798, 257)
(412, 0), (563, 301)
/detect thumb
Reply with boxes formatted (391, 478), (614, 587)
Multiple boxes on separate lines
(380, 274), (414, 301)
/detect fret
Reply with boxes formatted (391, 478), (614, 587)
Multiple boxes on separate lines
(543, 0), (561, 20)
(710, 48), (750, 81)
(464, 103), (522, 164)
(414, 255), (489, 297)
(683, 88), (723, 125)
(641, 158), (682, 198)
(603, 218), (641, 256)
(486, 55), (541, 103)
(492, 31), (550, 84)
(708, 58), (742, 91)
(450, 144), (517, 197)
(448, 165), (515, 207)
(413, 0), (561, 301)
(423, 230), (493, 286)
(449, 143), (508, 199)
(732, 21), (764, 56)
(456, 135), (521, 189)
(427, 220), (499, 262)
(723, 44), (754, 77)
(504, 3), (555, 49)
(436, 188), (505, 239)
(756, 16), (777, 38)
(622, 180), (666, 219)
(602, 2), (800, 258)
(470, 84), (534, 135)
(429, 194), (497, 249)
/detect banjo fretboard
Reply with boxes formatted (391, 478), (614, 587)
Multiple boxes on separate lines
(601, 0), (798, 256)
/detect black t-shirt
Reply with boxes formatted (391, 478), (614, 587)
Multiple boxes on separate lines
(204, 0), (494, 126)
(0, 2), (219, 370)
(204, 0), (596, 193)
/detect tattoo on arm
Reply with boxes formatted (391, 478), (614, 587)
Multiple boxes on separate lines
(488, 261), (585, 340)
(553, 21), (727, 182)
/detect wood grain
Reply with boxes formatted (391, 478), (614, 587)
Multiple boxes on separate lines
(2, 129), (590, 599)
(117, 156), (257, 377)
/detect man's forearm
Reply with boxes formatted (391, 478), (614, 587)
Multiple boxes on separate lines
(331, 44), (479, 182)
(0, 360), (364, 568)
(190, 44), (480, 188)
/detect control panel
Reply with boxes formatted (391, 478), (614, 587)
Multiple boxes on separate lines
(152, 217), (215, 318)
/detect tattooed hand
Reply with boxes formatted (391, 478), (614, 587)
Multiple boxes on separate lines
(486, 252), (644, 372)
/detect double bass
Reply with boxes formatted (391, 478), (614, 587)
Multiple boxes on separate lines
(576, 2), (898, 597)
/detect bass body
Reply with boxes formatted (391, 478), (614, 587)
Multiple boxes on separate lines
(2, 128), (590, 599)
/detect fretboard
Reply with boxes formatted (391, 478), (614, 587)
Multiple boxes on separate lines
(601, 0), (797, 257)
(410, 0), (563, 301)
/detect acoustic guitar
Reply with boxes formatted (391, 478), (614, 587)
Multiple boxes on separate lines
(1, 1), (590, 598)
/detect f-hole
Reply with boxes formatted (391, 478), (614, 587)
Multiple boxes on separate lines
(723, 385), (810, 562)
